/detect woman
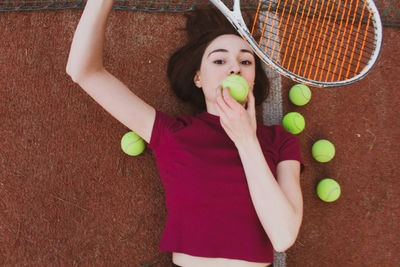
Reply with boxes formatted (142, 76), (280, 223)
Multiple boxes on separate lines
(66, 1), (304, 266)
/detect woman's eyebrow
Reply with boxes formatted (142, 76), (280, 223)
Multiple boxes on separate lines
(207, 48), (254, 58)
(207, 49), (228, 58)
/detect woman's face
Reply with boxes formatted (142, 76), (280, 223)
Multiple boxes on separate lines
(194, 34), (256, 112)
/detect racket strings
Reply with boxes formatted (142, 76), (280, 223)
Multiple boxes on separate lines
(255, 17), (374, 64)
(256, 0), (373, 25)
(255, 16), (376, 53)
(252, 0), (377, 83)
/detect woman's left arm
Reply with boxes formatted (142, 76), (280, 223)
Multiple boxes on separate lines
(238, 142), (303, 252)
(215, 87), (303, 252)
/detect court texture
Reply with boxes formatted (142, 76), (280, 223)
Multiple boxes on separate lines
(1, 0), (399, 266)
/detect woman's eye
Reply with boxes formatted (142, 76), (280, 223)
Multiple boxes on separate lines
(214, 60), (225, 64)
(241, 60), (252, 65)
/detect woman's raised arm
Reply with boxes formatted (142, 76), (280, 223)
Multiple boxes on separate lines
(66, 0), (155, 143)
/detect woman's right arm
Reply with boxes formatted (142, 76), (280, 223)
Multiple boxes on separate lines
(66, 0), (155, 143)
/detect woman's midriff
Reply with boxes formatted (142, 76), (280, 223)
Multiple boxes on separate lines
(172, 252), (272, 267)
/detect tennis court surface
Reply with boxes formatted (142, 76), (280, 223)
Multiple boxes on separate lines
(1, 1), (399, 266)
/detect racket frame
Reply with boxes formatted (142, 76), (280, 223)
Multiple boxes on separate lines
(209, 0), (383, 88)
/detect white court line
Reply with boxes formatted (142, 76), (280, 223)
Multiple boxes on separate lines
(259, 8), (286, 267)
(261, 8), (283, 126)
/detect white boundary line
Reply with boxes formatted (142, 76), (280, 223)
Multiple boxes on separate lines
(262, 61), (286, 267)
(261, 7), (283, 125)
(262, 64), (283, 126)
(260, 9), (286, 267)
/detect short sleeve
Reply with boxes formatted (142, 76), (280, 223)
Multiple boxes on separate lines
(148, 110), (177, 150)
(278, 126), (305, 172)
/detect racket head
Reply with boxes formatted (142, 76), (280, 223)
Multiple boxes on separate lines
(211, 0), (383, 88)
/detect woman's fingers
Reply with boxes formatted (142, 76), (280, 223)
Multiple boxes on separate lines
(246, 89), (256, 117)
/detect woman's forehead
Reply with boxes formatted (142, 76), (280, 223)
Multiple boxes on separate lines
(205, 34), (253, 53)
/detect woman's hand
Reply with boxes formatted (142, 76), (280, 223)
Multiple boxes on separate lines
(215, 86), (257, 148)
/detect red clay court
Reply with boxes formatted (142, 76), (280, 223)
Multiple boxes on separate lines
(1, 1), (399, 266)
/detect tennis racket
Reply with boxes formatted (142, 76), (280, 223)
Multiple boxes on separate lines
(210, 0), (382, 87)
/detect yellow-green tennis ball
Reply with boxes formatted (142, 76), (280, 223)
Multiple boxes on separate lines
(312, 139), (335, 162)
(289, 84), (311, 106)
(282, 112), (305, 134)
(317, 178), (341, 202)
(221, 74), (249, 102)
(121, 131), (145, 156)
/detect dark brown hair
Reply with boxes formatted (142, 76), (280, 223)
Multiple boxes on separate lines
(167, 8), (269, 111)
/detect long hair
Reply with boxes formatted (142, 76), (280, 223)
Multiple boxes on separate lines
(167, 8), (269, 111)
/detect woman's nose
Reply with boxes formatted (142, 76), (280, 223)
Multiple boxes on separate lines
(229, 62), (241, 75)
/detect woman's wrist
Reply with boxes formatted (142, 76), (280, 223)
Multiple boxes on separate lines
(86, 0), (113, 10)
(235, 134), (260, 156)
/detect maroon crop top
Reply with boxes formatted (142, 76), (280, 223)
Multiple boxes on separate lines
(148, 110), (304, 263)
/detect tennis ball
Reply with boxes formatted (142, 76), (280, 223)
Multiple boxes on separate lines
(289, 84), (311, 106)
(312, 139), (335, 162)
(121, 131), (145, 156)
(221, 74), (249, 102)
(317, 178), (341, 202)
(282, 112), (305, 134)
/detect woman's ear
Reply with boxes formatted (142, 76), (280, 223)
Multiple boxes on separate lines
(194, 71), (202, 88)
